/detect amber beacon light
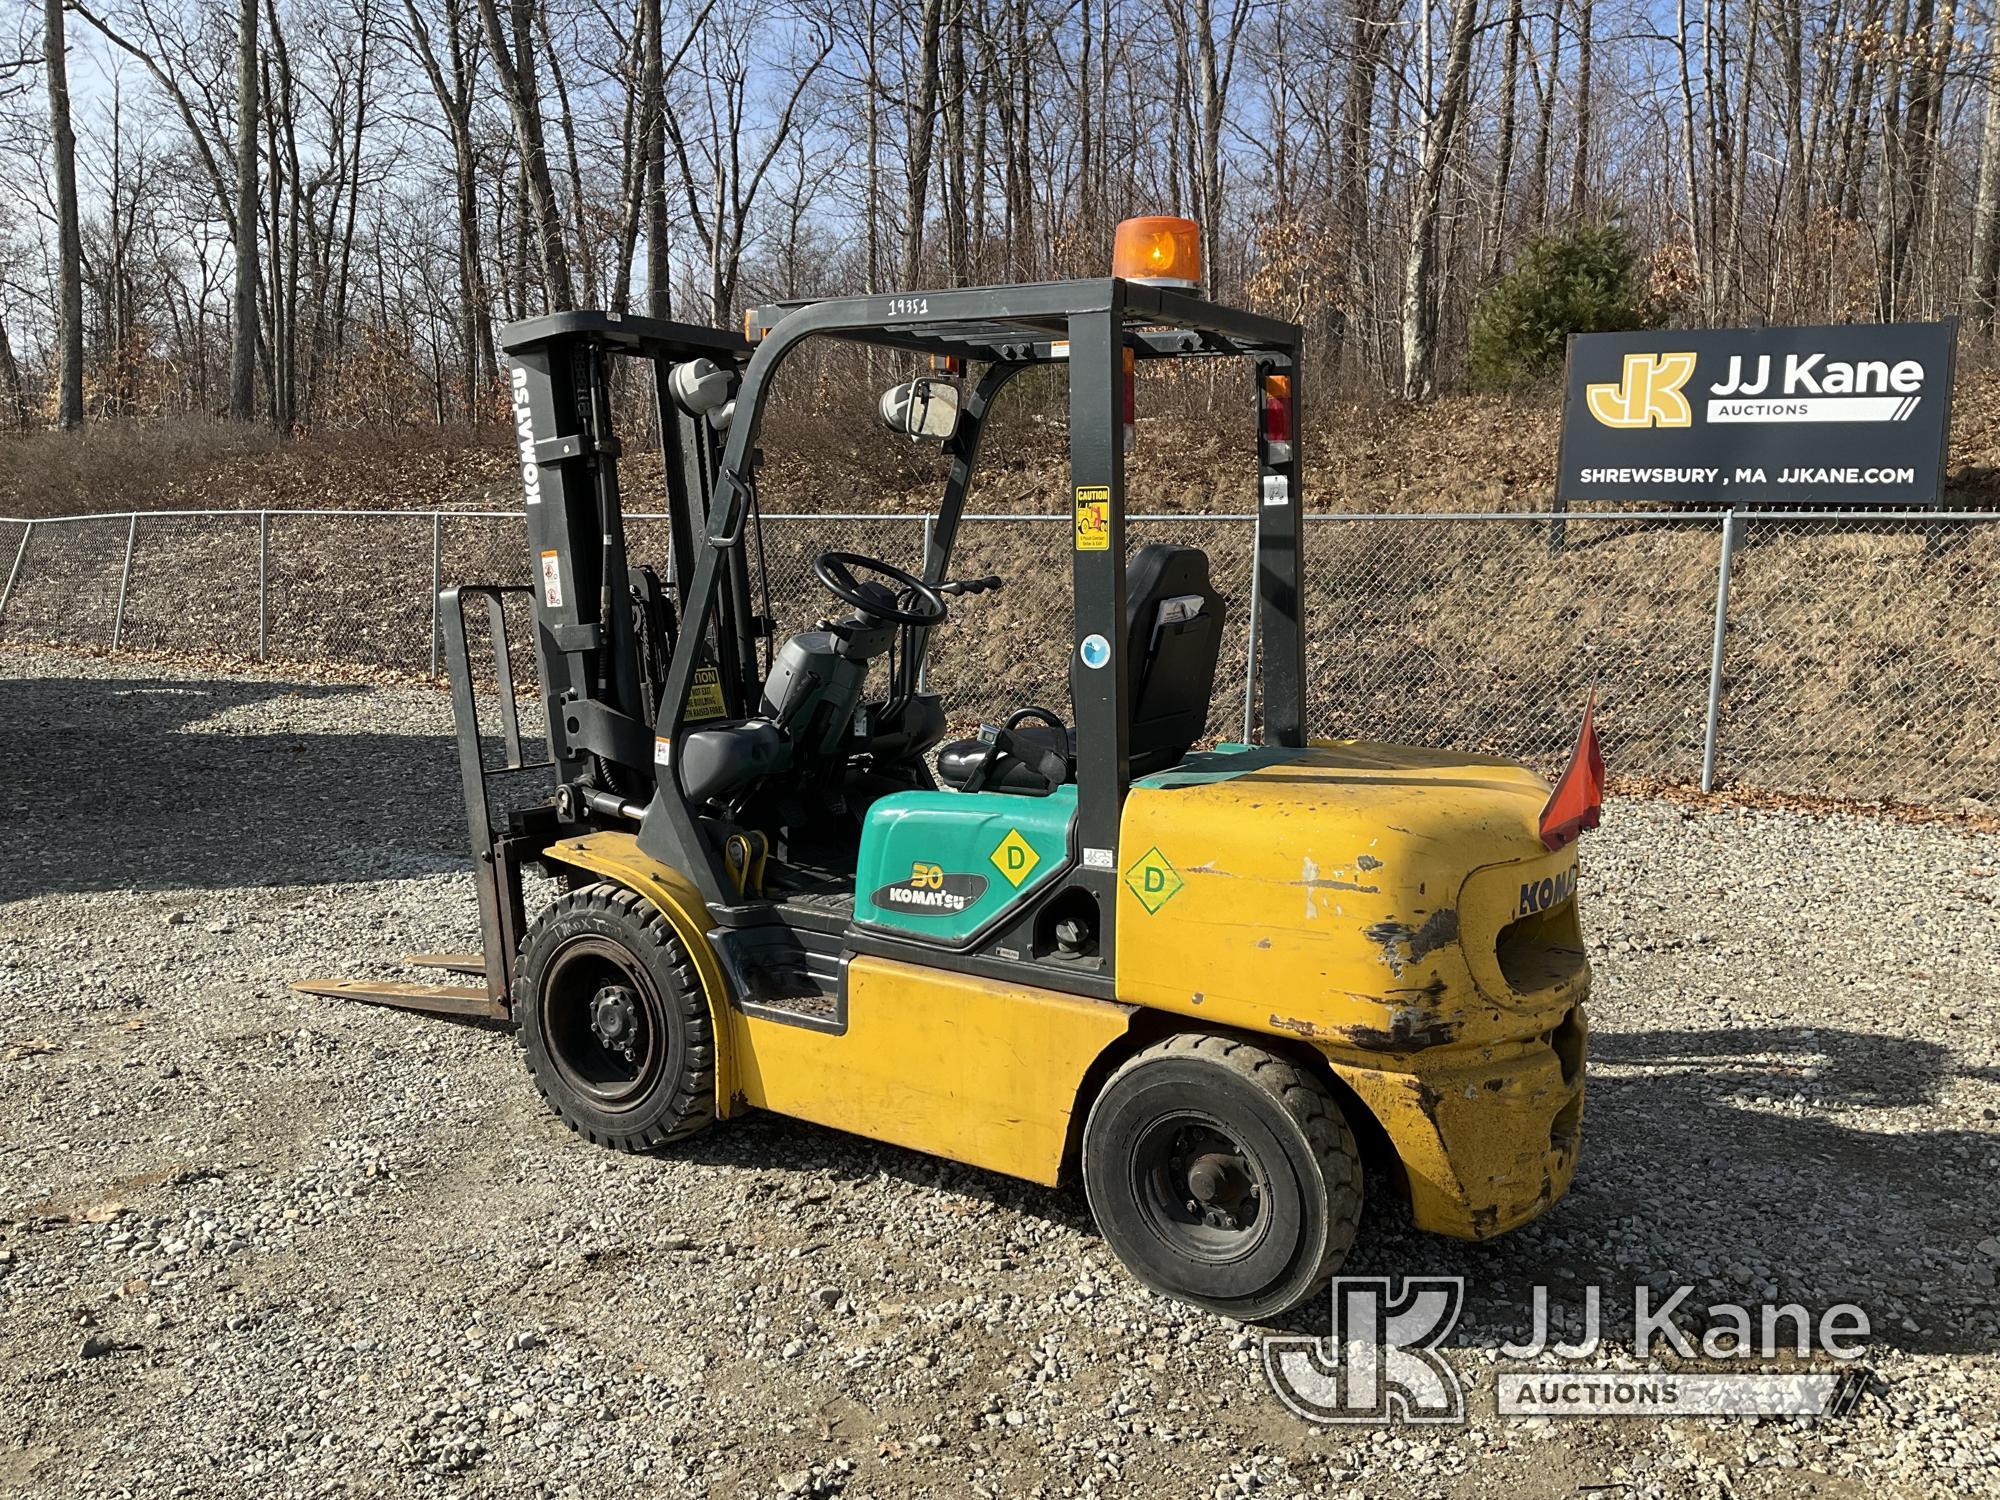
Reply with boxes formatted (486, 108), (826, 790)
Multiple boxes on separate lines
(1112, 215), (1203, 290)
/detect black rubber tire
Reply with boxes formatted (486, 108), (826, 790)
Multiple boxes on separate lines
(514, 882), (715, 1152)
(1081, 1032), (1362, 1321)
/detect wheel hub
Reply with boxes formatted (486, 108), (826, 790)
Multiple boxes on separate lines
(1171, 1127), (1259, 1234)
(590, 985), (641, 1059)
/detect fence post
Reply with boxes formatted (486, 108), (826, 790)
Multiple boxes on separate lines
(1700, 510), (1740, 793)
(0, 520), (31, 623)
(1241, 512), (1262, 742)
(112, 514), (138, 650)
(430, 512), (444, 678)
(258, 511), (270, 662)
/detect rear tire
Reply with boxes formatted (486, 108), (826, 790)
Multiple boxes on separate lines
(1081, 1033), (1362, 1321)
(515, 882), (714, 1151)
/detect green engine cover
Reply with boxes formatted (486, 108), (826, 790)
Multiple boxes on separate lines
(853, 786), (1076, 945)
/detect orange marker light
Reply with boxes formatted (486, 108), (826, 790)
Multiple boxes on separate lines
(1113, 216), (1203, 290)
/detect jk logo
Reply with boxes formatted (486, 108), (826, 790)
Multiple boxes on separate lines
(1261, 1277), (1466, 1424)
(1586, 351), (1696, 429)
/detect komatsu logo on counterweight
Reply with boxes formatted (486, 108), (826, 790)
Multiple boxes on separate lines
(1517, 866), (1579, 916)
(1586, 352), (1696, 429)
(510, 366), (542, 505)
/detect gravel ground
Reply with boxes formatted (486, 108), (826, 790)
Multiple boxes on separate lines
(2, 647), (1997, 1500)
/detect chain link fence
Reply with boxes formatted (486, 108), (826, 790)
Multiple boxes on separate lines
(4, 507), (1997, 807)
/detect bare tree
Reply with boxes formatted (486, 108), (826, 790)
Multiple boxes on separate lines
(1400, 0), (1480, 399)
(476, 0), (575, 309)
(45, 0), (83, 428)
(661, 0), (832, 320)
(1566, 0), (1591, 216)
(403, 0), (497, 417)
(230, 0), (261, 420)
(1486, 0), (1524, 275)
(1972, 29), (2000, 327)
(0, 321), (28, 431)
(897, 0), (944, 287)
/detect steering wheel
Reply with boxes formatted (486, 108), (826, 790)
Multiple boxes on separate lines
(813, 551), (949, 628)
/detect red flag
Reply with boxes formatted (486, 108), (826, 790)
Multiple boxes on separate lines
(1539, 692), (1605, 851)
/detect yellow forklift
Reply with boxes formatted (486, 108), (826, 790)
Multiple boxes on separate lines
(302, 218), (1595, 1319)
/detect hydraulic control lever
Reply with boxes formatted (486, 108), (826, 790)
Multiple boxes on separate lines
(938, 574), (1003, 597)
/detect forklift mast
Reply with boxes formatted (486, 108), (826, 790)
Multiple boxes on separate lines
(498, 311), (757, 791)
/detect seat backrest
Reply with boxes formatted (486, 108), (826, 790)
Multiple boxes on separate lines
(1097, 544), (1225, 774)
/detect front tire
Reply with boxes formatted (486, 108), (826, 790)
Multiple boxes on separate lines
(1082, 1033), (1362, 1321)
(514, 882), (714, 1151)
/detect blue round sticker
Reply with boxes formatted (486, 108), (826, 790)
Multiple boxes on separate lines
(1079, 633), (1112, 669)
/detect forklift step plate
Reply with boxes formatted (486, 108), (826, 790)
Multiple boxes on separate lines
(291, 978), (507, 1021)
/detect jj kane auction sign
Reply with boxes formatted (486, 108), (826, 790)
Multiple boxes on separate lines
(1556, 320), (1957, 507)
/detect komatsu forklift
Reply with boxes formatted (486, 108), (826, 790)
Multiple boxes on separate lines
(302, 217), (1594, 1319)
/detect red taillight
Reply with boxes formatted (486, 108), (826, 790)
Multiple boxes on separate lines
(1122, 346), (1136, 445)
(1539, 693), (1605, 850)
(1262, 374), (1293, 446)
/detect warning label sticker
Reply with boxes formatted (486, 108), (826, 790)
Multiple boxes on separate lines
(539, 550), (563, 609)
(686, 663), (727, 721)
(1073, 486), (1111, 551)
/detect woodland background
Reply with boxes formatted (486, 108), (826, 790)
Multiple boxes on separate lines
(2, 0), (1999, 441)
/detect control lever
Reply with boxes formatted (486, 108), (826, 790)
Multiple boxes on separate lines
(938, 575), (1004, 597)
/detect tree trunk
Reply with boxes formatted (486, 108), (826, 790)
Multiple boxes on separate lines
(1333, 0), (1387, 370)
(1971, 33), (2000, 328)
(863, 0), (881, 295)
(1888, 0), (1945, 313)
(1399, 0), (1480, 401)
(476, 0), (575, 309)
(46, 0), (85, 429)
(1567, 0), (1592, 217)
(405, 0), (494, 419)
(1675, 0), (1705, 317)
(0, 321), (29, 432)
(230, 0), (262, 422)
(899, 0), (946, 288)
(1875, 0), (1913, 318)
(642, 0), (670, 317)
(1526, 9), (1556, 227)
(537, 9), (596, 306)
(943, 0), (969, 285)
(1486, 0), (1525, 276)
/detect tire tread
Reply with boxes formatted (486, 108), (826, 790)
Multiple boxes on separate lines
(1092, 1030), (1363, 1314)
(515, 881), (714, 1153)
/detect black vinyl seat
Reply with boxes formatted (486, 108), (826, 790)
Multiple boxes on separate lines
(936, 544), (1226, 795)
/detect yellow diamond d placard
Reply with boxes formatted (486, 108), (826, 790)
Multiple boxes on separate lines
(1073, 486), (1110, 551)
(990, 828), (1040, 887)
(1124, 846), (1184, 914)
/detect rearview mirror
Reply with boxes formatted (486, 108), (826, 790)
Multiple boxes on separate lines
(878, 379), (961, 443)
